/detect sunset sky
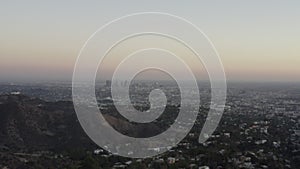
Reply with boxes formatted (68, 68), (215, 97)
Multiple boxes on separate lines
(1, 1), (299, 82)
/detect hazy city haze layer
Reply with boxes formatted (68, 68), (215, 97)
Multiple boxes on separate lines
(1, 1), (299, 82)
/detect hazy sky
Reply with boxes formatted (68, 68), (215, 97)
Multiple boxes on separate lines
(1, 1), (299, 82)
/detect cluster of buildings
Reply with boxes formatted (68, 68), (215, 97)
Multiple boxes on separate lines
(0, 82), (298, 168)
